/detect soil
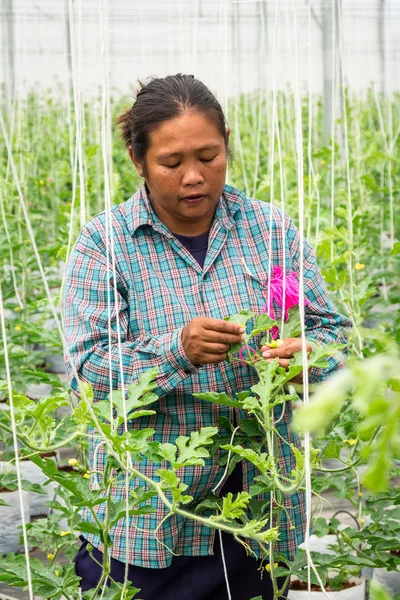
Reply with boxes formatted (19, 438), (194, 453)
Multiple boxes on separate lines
(390, 550), (400, 558)
(290, 580), (359, 592)
(57, 464), (75, 472)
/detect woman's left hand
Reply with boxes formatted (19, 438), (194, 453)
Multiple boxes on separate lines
(261, 337), (312, 383)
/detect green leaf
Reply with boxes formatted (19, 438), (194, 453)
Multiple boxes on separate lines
(249, 314), (276, 338)
(321, 439), (345, 461)
(175, 427), (218, 467)
(93, 400), (113, 423)
(85, 581), (142, 600)
(108, 498), (156, 528)
(390, 241), (400, 256)
(193, 495), (221, 514)
(221, 445), (272, 475)
(21, 479), (47, 494)
(223, 309), (255, 327)
(74, 520), (102, 536)
(128, 409), (156, 419)
(193, 391), (242, 409)
(157, 442), (177, 465)
(112, 368), (159, 419)
(280, 306), (301, 339)
(313, 517), (330, 537)
(363, 452), (390, 492)
(156, 468), (180, 488)
(239, 418), (263, 437)
(220, 491), (252, 520)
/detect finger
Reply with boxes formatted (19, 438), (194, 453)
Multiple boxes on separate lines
(261, 339), (312, 357)
(262, 344), (298, 359)
(265, 358), (290, 369)
(199, 352), (228, 365)
(203, 329), (244, 345)
(203, 342), (231, 355)
(203, 318), (245, 336)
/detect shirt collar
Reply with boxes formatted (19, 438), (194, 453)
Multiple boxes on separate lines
(124, 182), (245, 238)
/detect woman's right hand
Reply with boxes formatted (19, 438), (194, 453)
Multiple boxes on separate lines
(182, 317), (245, 366)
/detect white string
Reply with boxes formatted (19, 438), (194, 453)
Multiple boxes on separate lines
(211, 425), (239, 600)
(292, 2), (333, 598)
(218, 529), (232, 600)
(0, 283), (34, 600)
(262, 2), (281, 580)
(60, 135), (79, 300)
(330, 0), (336, 263)
(99, 0), (131, 589)
(212, 426), (240, 495)
(0, 184), (24, 309)
(68, 0), (86, 228)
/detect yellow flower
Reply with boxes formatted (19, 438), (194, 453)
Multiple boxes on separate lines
(60, 531), (70, 537)
(358, 491), (363, 498)
(14, 306), (21, 312)
(19, 365), (25, 370)
(83, 473), (90, 479)
(343, 439), (358, 446)
(360, 518), (365, 525)
(55, 570), (60, 577)
(265, 339), (284, 349)
(265, 562), (279, 572)
(355, 263), (365, 271)
(47, 553), (55, 560)
(68, 458), (79, 467)
(14, 325), (22, 332)
(39, 179), (45, 185)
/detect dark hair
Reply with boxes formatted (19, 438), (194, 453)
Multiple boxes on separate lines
(115, 73), (233, 166)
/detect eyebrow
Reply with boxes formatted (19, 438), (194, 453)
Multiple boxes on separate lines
(156, 145), (221, 161)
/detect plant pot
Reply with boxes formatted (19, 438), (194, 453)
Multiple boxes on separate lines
(25, 382), (53, 399)
(298, 535), (337, 555)
(0, 459), (57, 517)
(43, 353), (65, 374)
(288, 578), (365, 599)
(0, 489), (30, 554)
(373, 565), (400, 595)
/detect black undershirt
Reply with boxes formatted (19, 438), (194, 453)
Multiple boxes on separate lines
(172, 229), (210, 269)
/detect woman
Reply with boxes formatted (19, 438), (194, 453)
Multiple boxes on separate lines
(63, 73), (351, 599)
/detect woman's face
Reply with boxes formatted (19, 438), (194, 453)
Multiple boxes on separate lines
(129, 110), (228, 235)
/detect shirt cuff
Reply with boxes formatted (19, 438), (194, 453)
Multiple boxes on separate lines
(164, 327), (199, 377)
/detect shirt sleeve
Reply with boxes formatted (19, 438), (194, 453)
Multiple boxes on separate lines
(285, 213), (353, 383)
(62, 227), (198, 401)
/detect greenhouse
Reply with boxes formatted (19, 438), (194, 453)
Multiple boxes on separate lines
(0, 1), (399, 599)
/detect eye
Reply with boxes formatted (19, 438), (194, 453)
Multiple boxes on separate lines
(163, 163), (180, 169)
(201, 156), (216, 163)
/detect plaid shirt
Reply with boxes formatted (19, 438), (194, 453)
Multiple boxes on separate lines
(63, 184), (352, 568)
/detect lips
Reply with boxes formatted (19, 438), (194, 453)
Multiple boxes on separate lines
(181, 194), (206, 202)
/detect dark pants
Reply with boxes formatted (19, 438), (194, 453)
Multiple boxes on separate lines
(74, 466), (289, 599)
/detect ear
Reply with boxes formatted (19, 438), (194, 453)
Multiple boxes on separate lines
(226, 126), (230, 139)
(128, 145), (145, 178)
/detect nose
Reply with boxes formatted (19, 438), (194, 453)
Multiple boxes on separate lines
(181, 164), (204, 187)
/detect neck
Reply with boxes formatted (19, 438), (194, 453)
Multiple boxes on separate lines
(148, 194), (215, 236)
